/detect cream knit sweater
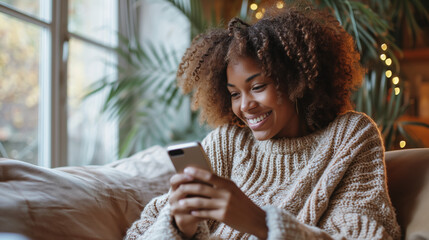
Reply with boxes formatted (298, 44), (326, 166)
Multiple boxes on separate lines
(125, 111), (401, 239)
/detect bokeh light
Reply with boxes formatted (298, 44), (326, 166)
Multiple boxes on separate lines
(385, 58), (392, 66)
(394, 87), (400, 95)
(385, 70), (392, 78)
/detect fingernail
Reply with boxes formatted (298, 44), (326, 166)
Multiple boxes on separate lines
(184, 167), (195, 175)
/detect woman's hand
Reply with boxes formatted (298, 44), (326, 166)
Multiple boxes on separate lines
(170, 167), (268, 239)
(169, 173), (204, 238)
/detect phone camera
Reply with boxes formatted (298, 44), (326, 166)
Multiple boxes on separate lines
(168, 149), (184, 156)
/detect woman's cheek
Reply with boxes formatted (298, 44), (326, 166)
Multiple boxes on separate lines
(231, 102), (240, 116)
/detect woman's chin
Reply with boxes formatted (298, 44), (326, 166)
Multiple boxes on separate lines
(251, 130), (273, 141)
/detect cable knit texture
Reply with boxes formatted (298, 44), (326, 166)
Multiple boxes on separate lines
(125, 111), (401, 240)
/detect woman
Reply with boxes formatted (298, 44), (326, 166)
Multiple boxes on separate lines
(126, 5), (400, 240)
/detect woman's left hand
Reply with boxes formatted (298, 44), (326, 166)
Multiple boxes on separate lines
(170, 167), (268, 239)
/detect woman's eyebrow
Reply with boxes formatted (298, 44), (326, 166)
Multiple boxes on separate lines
(245, 73), (261, 82)
(227, 73), (262, 87)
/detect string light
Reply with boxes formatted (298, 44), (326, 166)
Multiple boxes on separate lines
(250, 3), (258, 10)
(380, 44), (400, 100)
(255, 11), (263, 19)
(261, 8), (266, 13)
(385, 70), (392, 78)
(400, 140), (406, 148)
(385, 58), (392, 66)
(394, 87), (400, 95)
(276, 1), (284, 9)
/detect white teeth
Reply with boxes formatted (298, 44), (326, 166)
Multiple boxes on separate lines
(247, 112), (270, 125)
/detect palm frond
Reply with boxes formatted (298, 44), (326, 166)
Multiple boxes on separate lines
(315, 0), (398, 68)
(159, 0), (207, 38)
(390, 0), (429, 47)
(89, 0), (213, 156)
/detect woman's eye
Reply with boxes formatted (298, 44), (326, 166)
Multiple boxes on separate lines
(230, 92), (239, 98)
(252, 84), (266, 91)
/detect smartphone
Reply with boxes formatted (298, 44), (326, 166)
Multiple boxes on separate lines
(167, 141), (212, 173)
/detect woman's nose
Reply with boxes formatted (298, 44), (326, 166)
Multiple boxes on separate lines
(240, 94), (257, 112)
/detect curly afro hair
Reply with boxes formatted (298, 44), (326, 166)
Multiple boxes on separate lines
(177, 4), (364, 132)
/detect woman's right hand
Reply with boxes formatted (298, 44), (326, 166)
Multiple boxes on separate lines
(169, 173), (203, 238)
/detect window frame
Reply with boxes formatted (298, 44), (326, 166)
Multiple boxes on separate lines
(0, 0), (123, 167)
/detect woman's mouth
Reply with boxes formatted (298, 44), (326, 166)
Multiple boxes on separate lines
(246, 111), (272, 128)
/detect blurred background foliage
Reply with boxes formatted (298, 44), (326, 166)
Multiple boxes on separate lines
(0, 10), (40, 163)
(89, 0), (429, 157)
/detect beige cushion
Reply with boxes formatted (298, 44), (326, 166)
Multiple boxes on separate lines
(385, 148), (429, 240)
(0, 145), (174, 240)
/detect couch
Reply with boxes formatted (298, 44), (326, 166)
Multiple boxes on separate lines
(385, 148), (429, 239)
(0, 146), (428, 240)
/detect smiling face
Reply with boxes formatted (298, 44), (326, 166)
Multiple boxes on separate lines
(226, 57), (303, 140)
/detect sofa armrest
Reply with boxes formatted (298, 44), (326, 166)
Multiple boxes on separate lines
(385, 148), (429, 240)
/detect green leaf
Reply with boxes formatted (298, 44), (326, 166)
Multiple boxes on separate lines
(119, 126), (139, 158)
(345, 1), (362, 51)
(239, 0), (249, 21)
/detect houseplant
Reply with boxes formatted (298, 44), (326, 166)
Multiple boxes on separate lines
(89, 0), (429, 157)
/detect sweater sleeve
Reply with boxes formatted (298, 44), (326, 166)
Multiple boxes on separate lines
(251, 112), (401, 240)
(257, 153), (398, 240)
(124, 191), (210, 239)
(124, 125), (239, 239)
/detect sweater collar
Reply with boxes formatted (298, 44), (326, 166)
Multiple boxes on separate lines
(254, 128), (324, 154)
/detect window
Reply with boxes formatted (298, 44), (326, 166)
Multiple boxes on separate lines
(67, 0), (118, 166)
(0, 0), (118, 167)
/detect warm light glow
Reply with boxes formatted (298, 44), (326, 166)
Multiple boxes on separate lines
(261, 8), (266, 13)
(400, 140), (406, 148)
(380, 54), (386, 61)
(385, 70), (392, 78)
(381, 43), (387, 51)
(276, 1), (284, 9)
(392, 76), (399, 85)
(394, 87), (400, 95)
(385, 58), (392, 66)
(255, 11), (263, 19)
(250, 3), (258, 10)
